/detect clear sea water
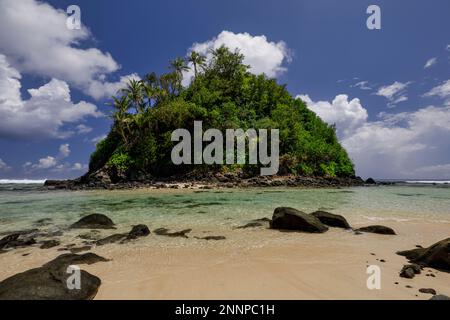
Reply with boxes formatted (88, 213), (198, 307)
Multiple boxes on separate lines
(0, 183), (449, 236)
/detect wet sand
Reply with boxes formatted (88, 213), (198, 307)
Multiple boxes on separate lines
(1, 218), (449, 300)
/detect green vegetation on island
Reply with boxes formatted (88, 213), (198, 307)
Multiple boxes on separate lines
(89, 46), (355, 180)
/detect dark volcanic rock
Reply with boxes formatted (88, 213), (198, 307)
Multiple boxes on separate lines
(154, 228), (192, 238)
(0, 233), (36, 250)
(69, 246), (91, 253)
(355, 225), (396, 235)
(194, 236), (226, 241)
(419, 288), (437, 295)
(39, 240), (60, 249)
(270, 207), (328, 233)
(96, 234), (127, 246)
(0, 253), (108, 300)
(400, 264), (421, 279)
(236, 222), (263, 229)
(430, 294), (450, 300)
(310, 210), (351, 229)
(70, 214), (115, 229)
(127, 224), (150, 239)
(365, 177), (376, 184)
(397, 237), (450, 272)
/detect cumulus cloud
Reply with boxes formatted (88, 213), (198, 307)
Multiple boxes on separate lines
(75, 124), (92, 135)
(58, 143), (70, 158)
(183, 31), (291, 85)
(423, 80), (450, 99)
(300, 94), (450, 179)
(296, 94), (368, 139)
(86, 73), (141, 100)
(424, 57), (437, 69)
(0, 0), (135, 99)
(375, 81), (410, 106)
(0, 158), (11, 172)
(0, 54), (101, 138)
(24, 143), (87, 174)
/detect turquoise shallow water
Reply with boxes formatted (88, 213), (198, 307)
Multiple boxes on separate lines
(0, 185), (450, 235)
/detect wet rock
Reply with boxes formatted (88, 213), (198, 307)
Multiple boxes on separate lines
(400, 264), (422, 279)
(310, 211), (351, 229)
(0, 253), (108, 300)
(127, 224), (150, 239)
(419, 288), (436, 295)
(430, 294), (450, 300)
(154, 228), (192, 238)
(397, 238), (450, 272)
(365, 178), (376, 184)
(69, 246), (91, 253)
(70, 214), (115, 229)
(96, 234), (127, 246)
(270, 207), (328, 233)
(194, 236), (226, 240)
(39, 240), (60, 249)
(0, 233), (36, 250)
(355, 225), (396, 235)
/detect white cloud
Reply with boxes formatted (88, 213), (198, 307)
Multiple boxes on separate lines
(424, 57), (437, 69)
(24, 144), (86, 174)
(76, 124), (92, 134)
(0, 158), (11, 172)
(301, 94), (450, 179)
(446, 44), (450, 51)
(351, 81), (372, 90)
(0, 0), (135, 100)
(297, 94), (368, 139)
(58, 143), (70, 158)
(86, 73), (141, 100)
(423, 80), (450, 99)
(183, 31), (291, 85)
(0, 54), (102, 138)
(375, 81), (410, 107)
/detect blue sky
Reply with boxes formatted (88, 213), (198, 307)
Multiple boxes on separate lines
(0, 0), (449, 180)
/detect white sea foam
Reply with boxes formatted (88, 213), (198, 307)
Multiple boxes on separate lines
(405, 180), (450, 184)
(0, 179), (46, 184)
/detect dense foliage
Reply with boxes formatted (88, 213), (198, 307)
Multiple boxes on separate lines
(89, 47), (355, 179)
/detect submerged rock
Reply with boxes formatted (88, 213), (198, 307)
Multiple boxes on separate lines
(0, 253), (108, 300)
(355, 225), (396, 235)
(154, 228), (192, 238)
(270, 207), (328, 233)
(70, 214), (115, 229)
(397, 237), (450, 272)
(310, 211), (351, 229)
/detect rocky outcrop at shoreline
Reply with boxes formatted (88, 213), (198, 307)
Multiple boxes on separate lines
(44, 172), (366, 190)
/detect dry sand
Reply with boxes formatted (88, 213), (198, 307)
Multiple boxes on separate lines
(0, 217), (449, 300)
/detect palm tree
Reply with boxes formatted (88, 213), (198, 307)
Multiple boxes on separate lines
(169, 57), (189, 91)
(188, 51), (206, 78)
(107, 96), (131, 145)
(121, 79), (144, 114)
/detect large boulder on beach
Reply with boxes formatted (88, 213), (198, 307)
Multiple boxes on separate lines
(0, 253), (108, 300)
(397, 237), (450, 271)
(270, 207), (329, 233)
(310, 211), (351, 229)
(71, 214), (115, 229)
(355, 225), (396, 235)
